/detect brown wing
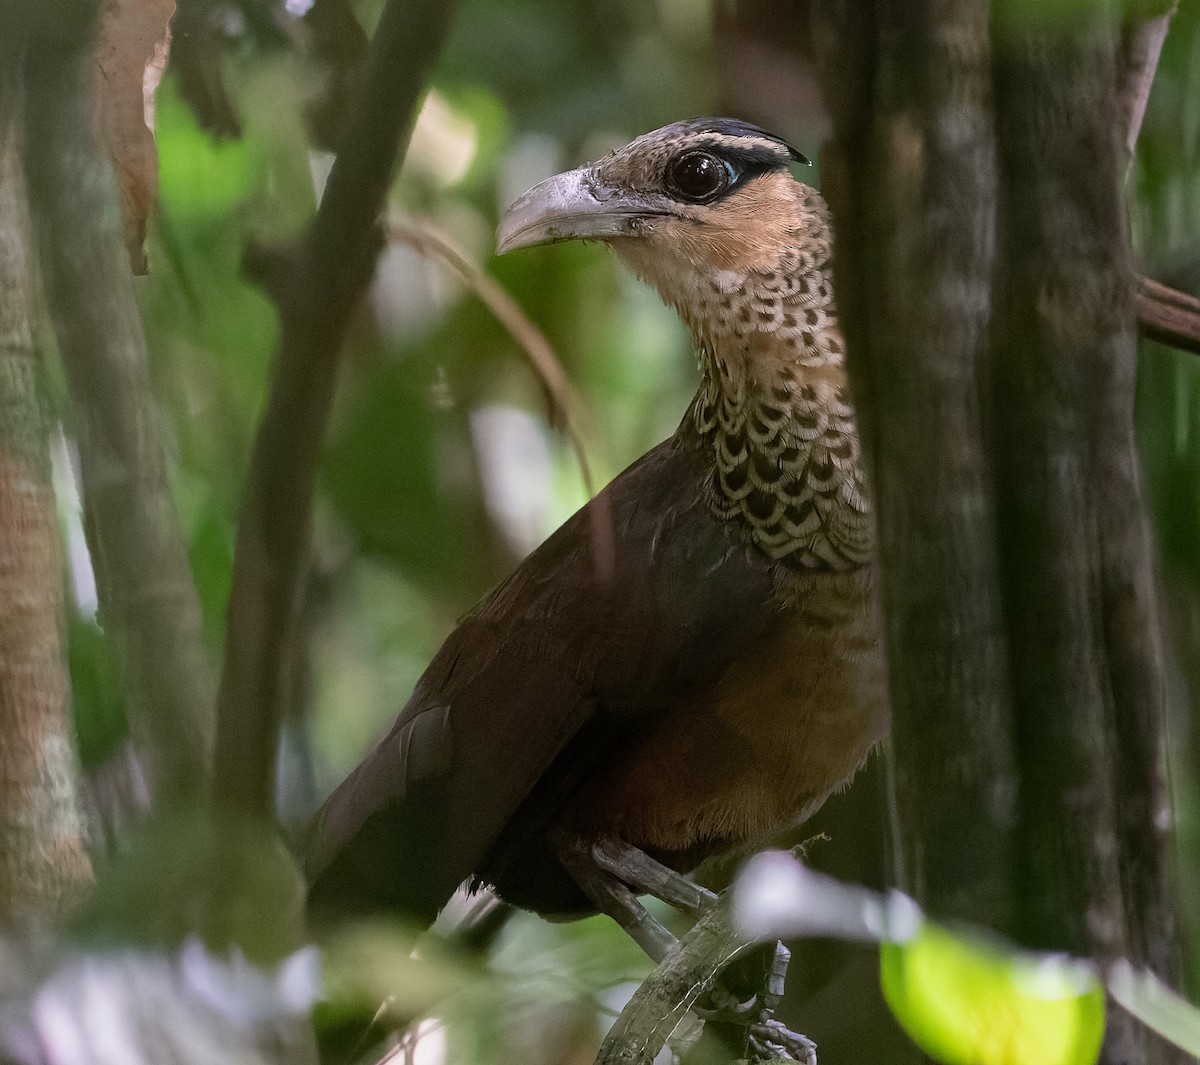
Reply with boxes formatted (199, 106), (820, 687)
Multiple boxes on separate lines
(305, 436), (779, 920)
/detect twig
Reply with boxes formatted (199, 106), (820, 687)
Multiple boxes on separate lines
(1138, 276), (1200, 355)
(213, 0), (457, 816)
(594, 904), (756, 1065)
(387, 219), (596, 497)
(22, 4), (216, 806)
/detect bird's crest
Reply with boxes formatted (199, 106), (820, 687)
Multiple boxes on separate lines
(680, 118), (811, 167)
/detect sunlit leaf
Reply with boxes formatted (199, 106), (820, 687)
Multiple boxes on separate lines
(881, 923), (1104, 1065)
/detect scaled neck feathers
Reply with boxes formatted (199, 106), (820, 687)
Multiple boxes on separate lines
(665, 207), (871, 571)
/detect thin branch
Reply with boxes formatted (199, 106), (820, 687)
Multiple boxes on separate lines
(213, 0), (457, 816)
(22, 6), (216, 807)
(1138, 277), (1200, 355)
(594, 904), (757, 1065)
(387, 219), (596, 497)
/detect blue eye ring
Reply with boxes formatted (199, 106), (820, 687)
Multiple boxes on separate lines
(666, 150), (735, 204)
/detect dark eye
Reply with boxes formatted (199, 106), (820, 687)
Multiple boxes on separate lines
(666, 150), (731, 203)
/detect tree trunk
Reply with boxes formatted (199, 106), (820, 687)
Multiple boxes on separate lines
(23, 9), (217, 810)
(813, 1), (1184, 1061)
(990, 8), (1180, 1058)
(814, 0), (1018, 931)
(0, 44), (93, 924)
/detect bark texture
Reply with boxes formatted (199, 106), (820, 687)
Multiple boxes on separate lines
(990, 10), (1179, 1059)
(814, 0), (1018, 928)
(22, 11), (216, 807)
(0, 48), (93, 923)
(813, 1), (1183, 1061)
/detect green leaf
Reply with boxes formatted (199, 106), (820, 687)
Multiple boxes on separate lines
(73, 810), (306, 965)
(68, 613), (129, 768)
(881, 923), (1104, 1065)
(156, 78), (263, 220)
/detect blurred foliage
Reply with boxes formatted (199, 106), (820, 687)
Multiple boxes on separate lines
(1108, 960), (1200, 1058)
(881, 925), (1104, 1065)
(49, 0), (1200, 1062)
(74, 810), (306, 964)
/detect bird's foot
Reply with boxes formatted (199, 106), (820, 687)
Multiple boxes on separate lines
(747, 1018), (817, 1064)
(697, 940), (790, 1022)
(696, 942), (813, 1062)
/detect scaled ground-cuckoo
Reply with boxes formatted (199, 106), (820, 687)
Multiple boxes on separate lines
(306, 118), (889, 1054)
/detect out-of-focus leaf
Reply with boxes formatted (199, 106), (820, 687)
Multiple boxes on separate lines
(1, 940), (318, 1065)
(67, 614), (128, 769)
(319, 921), (466, 1019)
(74, 810), (305, 965)
(881, 923), (1104, 1065)
(156, 78), (263, 220)
(435, 84), (510, 193)
(324, 357), (504, 604)
(1107, 960), (1200, 1056)
(93, 0), (174, 274)
(731, 849), (922, 945)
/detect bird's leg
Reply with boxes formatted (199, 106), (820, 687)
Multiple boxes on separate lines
(561, 837), (816, 1063)
(589, 837), (718, 918)
(557, 838), (679, 962)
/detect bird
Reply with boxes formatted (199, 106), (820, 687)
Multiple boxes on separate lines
(306, 117), (888, 1016)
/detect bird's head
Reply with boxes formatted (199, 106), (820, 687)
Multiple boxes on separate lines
(496, 119), (828, 325)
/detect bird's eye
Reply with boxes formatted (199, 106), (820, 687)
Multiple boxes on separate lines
(666, 150), (731, 203)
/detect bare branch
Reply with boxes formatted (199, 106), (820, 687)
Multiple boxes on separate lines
(387, 219), (597, 497)
(1138, 277), (1200, 355)
(214, 0), (457, 817)
(595, 904), (756, 1065)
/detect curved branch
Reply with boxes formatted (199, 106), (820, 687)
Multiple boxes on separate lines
(595, 905), (756, 1065)
(213, 0), (457, 816)
(387, 219), (596, 497)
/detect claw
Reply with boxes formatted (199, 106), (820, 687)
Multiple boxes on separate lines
(695, 986), (761, 1024)
(697, 941), (816, 1063)
(748, 1018), (817, 1064)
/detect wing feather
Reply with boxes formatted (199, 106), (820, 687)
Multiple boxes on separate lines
(305, 436), (779, 918)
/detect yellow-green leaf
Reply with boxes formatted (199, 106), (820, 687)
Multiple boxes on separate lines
(881, 923), (1104, 1065)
